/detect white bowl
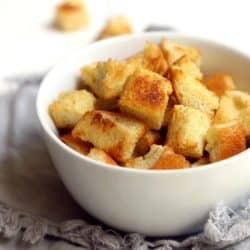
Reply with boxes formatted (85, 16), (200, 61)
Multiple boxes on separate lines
(37, 32), (250, 237)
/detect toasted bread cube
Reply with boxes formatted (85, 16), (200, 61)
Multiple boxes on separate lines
(88, 148), (117, 165)
(49, 90), (96, 128)
(56, 0), (89, 31)
(172, 68), (219, 115)
(126, 145), (190, 170)
(72, 111), (146, 162)
(60, 133), (91, 155)
(206, 121), (246, 162)
(97, 15), (132, 40)
(80, 62), (98, 89)
(135, 130), (161, 155)
(119, 68), (173, 129)
(203, 73), (236, 96)
(160, 38), (201, 65)
(173, 55), (202, 80)
(240, 106), (250, 136)
(162, 95), (177, 126)
(127, 42), (168, 75)
(191, 157), (210, 167)
(166, 105), (211, 158)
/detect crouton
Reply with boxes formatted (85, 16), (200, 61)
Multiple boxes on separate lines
(82, 59), (135, 99)
(127, 42), (168, 75)
(55, 0), (89, 31)
(171, 68), (219, 115)
(162, 95), (177, 126)
(203, 72), (236, 96)
(80, 62), (98, 89)
(166, 105), (211, 158)
(49, 90), (96, 128)
(126, 145), (190, 170)
(160, 38), (201, 65)
(97, 15), (132, 40)
(191, 156), (210, 167)
(60, 133), (91, 155)
(119, 68), (173, 129)
(206, 121), (246, 162)
(88, 148), (117, 165)
(214, 90), (250, 135)
(72, 110), (146, 162)
(135, 130), (161, 155)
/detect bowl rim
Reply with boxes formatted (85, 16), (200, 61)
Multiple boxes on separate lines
(37, 31), (250, 175)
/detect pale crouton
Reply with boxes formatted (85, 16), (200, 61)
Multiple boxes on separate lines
(171, 68), (219, 115)
(80, 62), (98, 89)
(127, 42), (168, 75)
(97, 15), (132, 40)
(82, 59), (135, 99)
(119, 68), (173, 129)
(191, 156), (210, 167)
(49, 90), (96, 128)
(160, 38), (201, 65)
(60, 133), (91, 155)
(55, 0), (89, 31)
(214, 90), (250, 135)
(135, 130), (161, 155)
(88, 148), (117, 165)
(203, 72), (236, 96)
(166, 105), (211, 158)
(126, 145), (190, 170)
(206, 121), (246, 162)
(72, 110), (146, 162)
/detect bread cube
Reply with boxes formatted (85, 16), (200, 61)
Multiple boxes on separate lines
(60, 133), (91, 155)
(203, 72), (236, 96)
(135, 130), (161, 155)
(171, 68), (219, 115)
(160, 38), (201, 65)
(88, 148), (117, 165)
(119, 68), (173, 129)
(72, 110), (146, 162)
(80, 62), (98, 89)
(162, 95), (177, 126)
(206, 121), (246, 162)
(49, 90), (96, 128)
(55, 0), (89, 31)
(166, 105), (211, 158)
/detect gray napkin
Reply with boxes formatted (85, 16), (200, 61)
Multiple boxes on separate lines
(0, 74), (250, 250)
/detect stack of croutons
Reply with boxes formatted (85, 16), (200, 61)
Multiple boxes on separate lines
(49, 38), (249, 169)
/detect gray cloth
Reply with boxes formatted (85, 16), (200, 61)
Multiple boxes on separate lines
(0, 74), (250, 250)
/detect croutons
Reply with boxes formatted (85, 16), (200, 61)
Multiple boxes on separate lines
(166, 105), (211, 158)
(97, 15), (133, 40)
(126, 145), (190, 170)
(171, 68), (219, 116)
(214, 90), (250, 135)
(119, 68), (173, 129)
(60, 133), (91, 155)
(88, 148), (117, 165)
(135, 130), (161, 155)
(203, 72), (236, 96)
(81, 59), (135, 99)
(160, 38), (201, 65)
(49, 90), (96, 128)
(206, 121), (246, 162)
(55, 0), (89, 31)
(72, 110), (146, 162)
(127, 42), (168, 75)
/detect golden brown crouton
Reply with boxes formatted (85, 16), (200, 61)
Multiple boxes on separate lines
(60, 133), (91, 155)
(171, 68), (219, 115)
(135, 130), (161, 155)
(119, 68), (173, 129)
(82, 59), (135, 99)
(162, 95), (177, 126)
(49, 90), (96, 128)
(160, 38), (201, 65)
(55, 0), (89, 31)
(88, 148), (117, 165)
(203, 72), (236, 96)
(72, 110), (146, 162)
(127, 42), (168, 75)
(206, 121), (246, 162)
(97, 15), (133, 40)
(166, 105), (211, 158)
(80, 62), (98, 89)
(126, 145), (190, 170)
